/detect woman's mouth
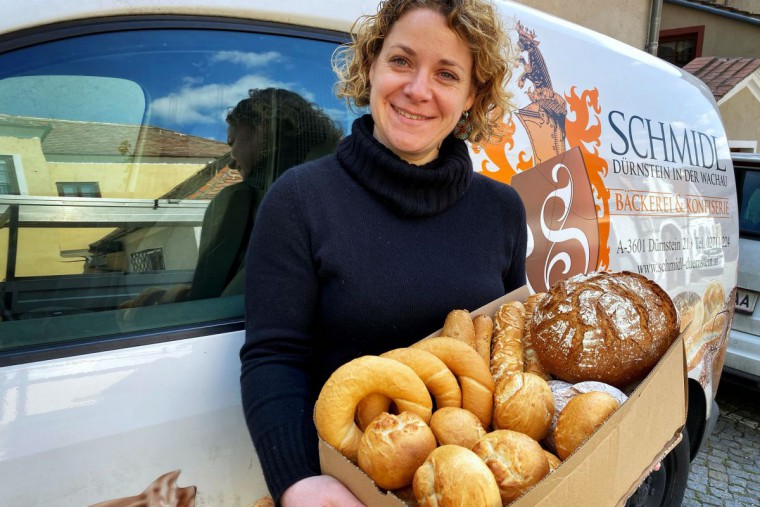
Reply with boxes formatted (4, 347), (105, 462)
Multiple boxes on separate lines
(393, 105), (430, 121)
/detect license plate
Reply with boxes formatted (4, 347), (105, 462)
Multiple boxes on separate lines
(735, 287), (759, 315)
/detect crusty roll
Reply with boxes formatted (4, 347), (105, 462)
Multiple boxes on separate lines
(492, 372), (554, 441)
(441, 309), (476, 349)
(356, 348), (462, 430)
(357, 411), (437, 490)
(314, 356), (432, 462)
(531, 271), (679, 387)
(491, 301), (526, 385)
(471, 430), (550, 504)
(544, 450), (562, 472)
(429, 407), (486, 449)
(554, 391), (620, 460)
(473, 314), (494, 365)
(413, 445), (501, 507)
(412, 337), (495, 427)
(544, 380), (627, 453)
(522, 292), (551, 380)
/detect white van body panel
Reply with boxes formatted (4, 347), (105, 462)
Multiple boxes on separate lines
(0, 0), (737, 505)
(1, 331), (260, 506)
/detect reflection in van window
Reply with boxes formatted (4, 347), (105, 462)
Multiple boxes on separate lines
(0, 27), (358, 350)
(739, 169), (760, 234)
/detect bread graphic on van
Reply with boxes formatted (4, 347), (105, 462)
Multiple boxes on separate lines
(89, 470), (195, 507)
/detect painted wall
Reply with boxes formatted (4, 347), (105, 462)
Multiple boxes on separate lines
(720, 85), (760, 149)
(517, 0), (653, 49)
(661, 3), (760, 57)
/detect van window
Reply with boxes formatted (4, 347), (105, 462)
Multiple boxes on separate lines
(737, 163), (760, 237)
(0, 23), (358, 353)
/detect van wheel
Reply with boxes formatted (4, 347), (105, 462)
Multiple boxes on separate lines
(625, 428), (690, 507)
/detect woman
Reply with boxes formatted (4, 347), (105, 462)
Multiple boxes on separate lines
(240, 1), (526, 505)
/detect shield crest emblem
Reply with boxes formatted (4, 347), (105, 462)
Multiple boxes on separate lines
(511, 147), (600, 293)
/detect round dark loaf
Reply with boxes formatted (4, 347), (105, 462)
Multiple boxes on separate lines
(530, 271), (679, 387)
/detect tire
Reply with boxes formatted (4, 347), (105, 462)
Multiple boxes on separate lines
(625, 427), (690, 507)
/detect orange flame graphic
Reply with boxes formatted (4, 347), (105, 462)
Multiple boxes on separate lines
(472, 116), (533, 184)
(564, 86), (611, 269)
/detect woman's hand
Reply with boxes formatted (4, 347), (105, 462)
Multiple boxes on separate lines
(280, 475), (366, 507)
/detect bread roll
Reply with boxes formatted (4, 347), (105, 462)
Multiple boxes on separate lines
(412, 337), (495, 427)
(473, 314), (494, 365)
(441, 309), (476, 349)
(413, 445), (501, 507)
(554, 391), (620, 460)
(356, 347), (462, 430)
(357, 411), (437, 490)
(491, 301), (526, 385)
(492, 372), (554, 441)
(314, 356), (432, 462)
(522, 292), (550, 380)
(531, 271), (679, 387)
(429, 407), (486, 449)
(471, 430), (550, 504)
(544, 450), (562, 472)
(544, 380), (627, 453)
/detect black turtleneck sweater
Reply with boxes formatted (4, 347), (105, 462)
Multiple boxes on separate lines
(240, 115), (527, 501)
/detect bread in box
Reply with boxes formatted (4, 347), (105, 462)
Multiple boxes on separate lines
(314, 270), (680, 506)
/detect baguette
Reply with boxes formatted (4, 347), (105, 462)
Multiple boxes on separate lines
(522, 292), (550, 380)
(491, 301), (526, 385)
(472, 314), (494, 366)
(441, 309), (476, 349)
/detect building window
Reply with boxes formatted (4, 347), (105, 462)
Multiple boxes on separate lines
(0, 155), (20, 194)
(658, 26), (704, 67)
(56, 181), (102, 197)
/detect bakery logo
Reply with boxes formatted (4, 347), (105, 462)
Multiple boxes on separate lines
(511, 148), (599, 293)
(475, 21), (611, 293)
(513, 21), (568, 165)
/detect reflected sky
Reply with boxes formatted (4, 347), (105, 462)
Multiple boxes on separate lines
(0, 28), (360, 141)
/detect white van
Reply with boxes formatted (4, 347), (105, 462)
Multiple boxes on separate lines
(0, 1), (738, 506)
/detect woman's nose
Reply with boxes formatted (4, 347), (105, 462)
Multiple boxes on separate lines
(404, 70), (432, 101)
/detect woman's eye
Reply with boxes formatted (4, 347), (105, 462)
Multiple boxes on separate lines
(439, 70), (458, 81)
(390, 56), (408, 66)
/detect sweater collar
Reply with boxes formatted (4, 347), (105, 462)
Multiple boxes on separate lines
(336, 115), (473, 217)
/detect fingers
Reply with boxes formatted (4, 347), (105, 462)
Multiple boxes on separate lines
(280, 475), (366, 507)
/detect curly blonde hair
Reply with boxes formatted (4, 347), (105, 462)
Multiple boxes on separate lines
(333, 0), (515, 145)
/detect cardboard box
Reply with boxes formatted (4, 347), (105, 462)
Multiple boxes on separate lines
(318, 286), (687, 506)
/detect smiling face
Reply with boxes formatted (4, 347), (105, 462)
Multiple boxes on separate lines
(368, 8), (476, 165)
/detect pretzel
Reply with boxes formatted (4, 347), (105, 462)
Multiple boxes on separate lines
(314, 355), (432, 462)
(356, 348), (462, 430)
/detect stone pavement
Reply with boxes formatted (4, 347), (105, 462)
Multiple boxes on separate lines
(683, 376), (760, 506)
